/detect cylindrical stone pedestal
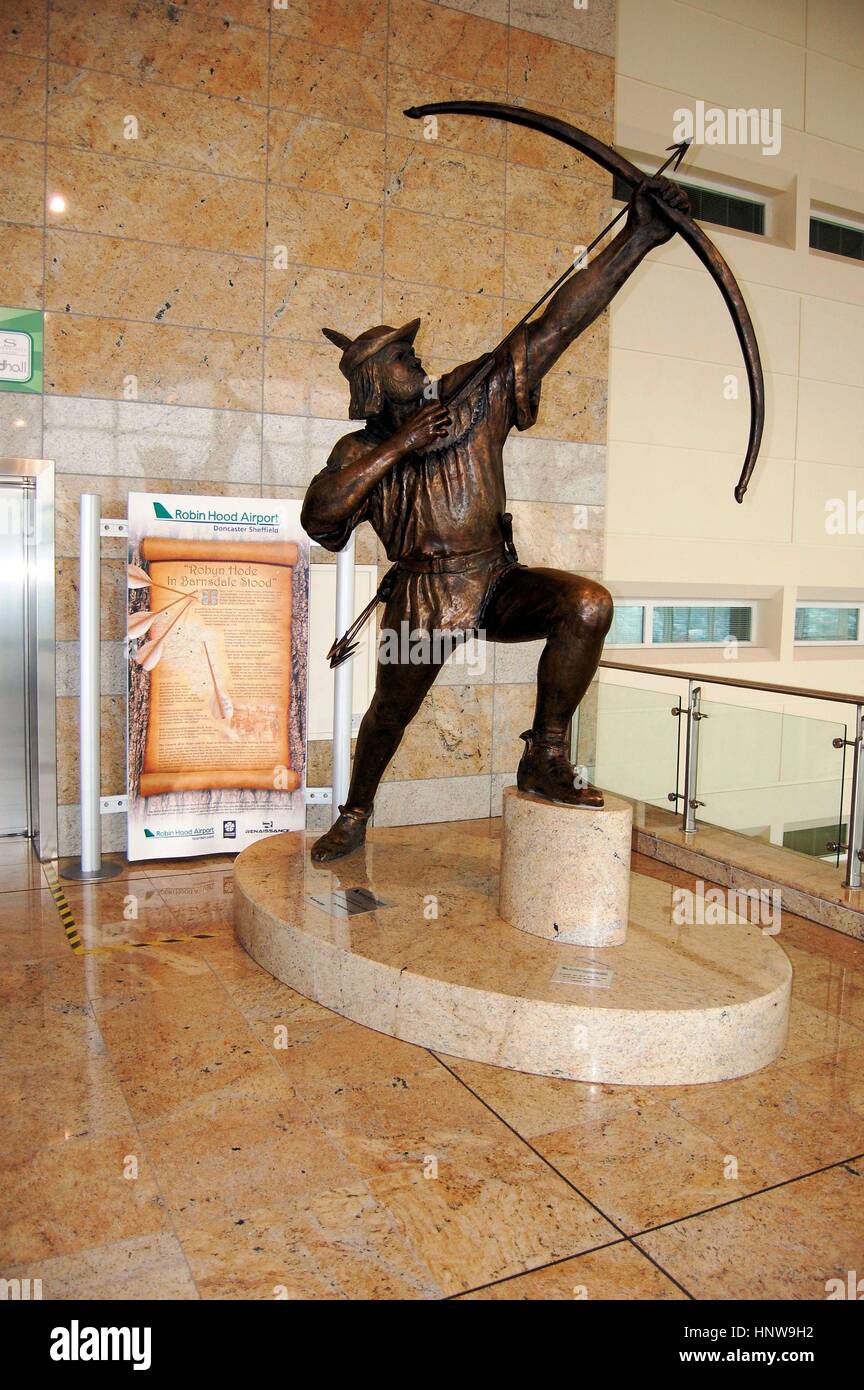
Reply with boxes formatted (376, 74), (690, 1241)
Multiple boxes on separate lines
(498, 787), (632, 946)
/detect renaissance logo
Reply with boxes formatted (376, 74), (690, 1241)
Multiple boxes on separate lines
(49, 1321), (152, 1370)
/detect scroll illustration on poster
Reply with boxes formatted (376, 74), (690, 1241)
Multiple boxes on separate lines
(126, 493), (309, 860)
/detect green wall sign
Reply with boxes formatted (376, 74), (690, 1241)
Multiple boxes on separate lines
(0, 306), (43, 394)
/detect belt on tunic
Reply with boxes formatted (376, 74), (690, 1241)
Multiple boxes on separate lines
(326, 515), (518, 668)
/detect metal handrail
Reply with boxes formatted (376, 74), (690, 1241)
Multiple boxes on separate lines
(600, 659), (863, 707)
(596, 660), (864, 889)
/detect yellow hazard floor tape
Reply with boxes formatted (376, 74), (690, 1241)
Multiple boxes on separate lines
(43, 865), (217, 957)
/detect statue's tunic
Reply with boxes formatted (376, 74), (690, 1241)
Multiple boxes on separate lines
(305, 329), (540, 635)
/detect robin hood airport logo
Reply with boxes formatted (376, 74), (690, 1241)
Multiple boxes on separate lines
(151, 501), (280, 527)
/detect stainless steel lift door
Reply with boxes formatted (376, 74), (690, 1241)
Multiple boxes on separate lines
(0, 482), (30, 836)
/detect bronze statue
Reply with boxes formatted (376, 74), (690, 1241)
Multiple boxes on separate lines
(302, 103), (765, 863)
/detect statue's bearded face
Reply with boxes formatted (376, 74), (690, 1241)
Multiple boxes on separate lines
(376, 340), (428, 405)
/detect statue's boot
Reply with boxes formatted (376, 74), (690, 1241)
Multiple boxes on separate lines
(310, 806), (371, 863)
(516, 729), (604, 808)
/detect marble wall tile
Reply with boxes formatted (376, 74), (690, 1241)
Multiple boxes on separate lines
(47, 63), (267, 179)
(4, 225), (44, 309)
(509, 0), (616, 57)
(2, 2), (47, 58)
(0, 53), (46, 140)
(509, 499), (605, 571)
(45, 314), (263, 412)
(385, 136), (506, 226)
(491, 683), (535, 773)
(49, 0), (269, 103)
(268, 35), (386, 129)
(374, 773), (492, 826)
(436, 638), (494, 686)
(490, 770), (516, 815)
(271, 0), (387, 59)
(267, 185), (383, 277)
(56, 639), (126, 699)
(56, 694), (126, 801)
(384, 207), (504, 295)
(56, 555), (126, 641)
(503, 229), (574, 302)
(383, 684), (494, 781)
(183, 0), (266, 24)
(0, 138), (44, 225)
(506, 164), (612, 241)
(58, 800), (127, 856)
(388, 0), (509, 89)
(505, 105), (614, 184)
(430, 0), (509, 23)
(0, 393), (43, 459)
(44, 397), (262, 482)
(266, 265), (381, 342)
(531, 372), (608, 444)
(264, 337), (345, 417)
(492, 638), (545, 685)
(267, 112), (386, 201)
(508, 28), (614, 119)
(46, 230), (265, 335)
(262, 414), (347, 486)
(46, 149), (265, 257)
(504, 436), (606, 504)
(382, 282), (502, 359)
(305, 802), (331, 832)
(385, 64), (507, 160)
(306, 736), (358, 787)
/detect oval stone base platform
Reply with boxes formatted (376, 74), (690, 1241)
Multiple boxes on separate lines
(233, 819), (792, 1086)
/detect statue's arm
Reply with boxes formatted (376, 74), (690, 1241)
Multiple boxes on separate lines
(301, 400), (451, 542)
(525, 175), (689, 387)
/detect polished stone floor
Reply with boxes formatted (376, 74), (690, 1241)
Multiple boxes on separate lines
(1, 828), (862, 1300)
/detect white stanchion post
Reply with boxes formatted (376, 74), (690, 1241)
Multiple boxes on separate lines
(331, 533), (356, 822)
(61, 494), (123, 881)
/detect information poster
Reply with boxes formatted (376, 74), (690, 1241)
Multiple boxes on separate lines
(126, 493), (309, 860)
(0, 306), (43, 393)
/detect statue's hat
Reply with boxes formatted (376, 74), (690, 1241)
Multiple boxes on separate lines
(322, 318), (421, 378)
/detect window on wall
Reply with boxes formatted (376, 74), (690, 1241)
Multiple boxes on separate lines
(606, 602), (755, 647)
(809, 216), (864, 264)
(794, 604), (863, 644)
(611, 174), (765, 235)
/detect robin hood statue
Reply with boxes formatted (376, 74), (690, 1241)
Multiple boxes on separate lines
(300, 173), (696, 862)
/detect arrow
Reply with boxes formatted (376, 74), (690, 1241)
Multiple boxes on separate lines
(417, 129), (690, 411)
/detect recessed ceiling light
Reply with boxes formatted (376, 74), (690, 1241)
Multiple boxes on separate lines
(12, 418), (27, 428)
(48, 194), (66, 213)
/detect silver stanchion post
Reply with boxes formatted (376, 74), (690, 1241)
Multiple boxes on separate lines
(61, 493), (123, 881)
(331, 533), (356, 821)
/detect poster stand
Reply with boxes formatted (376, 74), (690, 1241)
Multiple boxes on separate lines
(61, 494), (124, 881)
(331, 534), (356, 820)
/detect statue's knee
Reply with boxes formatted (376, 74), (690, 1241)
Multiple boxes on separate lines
(558, 578), (613, 638)
(586, 581), (614, 637)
